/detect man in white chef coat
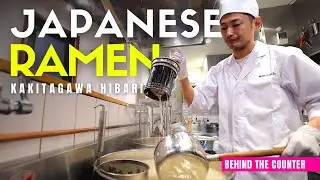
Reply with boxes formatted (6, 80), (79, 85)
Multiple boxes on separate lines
(170, 0), (320, 179)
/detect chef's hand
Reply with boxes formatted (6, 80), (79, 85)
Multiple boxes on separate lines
(169, 48), (188, 80)
(274, 125), (320, 156)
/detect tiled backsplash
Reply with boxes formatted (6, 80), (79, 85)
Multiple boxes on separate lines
(0, 72), (139, 164)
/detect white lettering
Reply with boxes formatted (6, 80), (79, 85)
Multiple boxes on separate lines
(19, 83), (25, 94)
(115, 83), (120, 94)
(95, 10), (123, 38)
(225, 160), (252, 169)
(132, 83), (137, 94)
(204, 9), (221, 38)
(86, 83), (92, 93)
(181, 9), (199, 38)
(109, 83), (113, 94)
(66, 84), (72, 94)
(271, 160), (306, 170)
(42, 83), (46, 94)
(58, 83), (63, 93)
(11, 9), (35, 38)
(49, 84), (55, 93)
(11, 83), (17, 94)
(75, 83), (83, 93)
(225, 160), (229, 169)
(123, 83), (129, 93)
(27, 83), (33, 94)
(159, 9), (176, 38)
(127, 9), (153, 38)
(101, 83), (107, 94)
(38, 10), (67, 38)
(254, 160), (268, 169)
(35, 82), (39, 93)
(71, 9), (92, 37)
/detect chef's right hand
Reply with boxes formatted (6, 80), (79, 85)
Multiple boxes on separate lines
(169, 48), (188, 80)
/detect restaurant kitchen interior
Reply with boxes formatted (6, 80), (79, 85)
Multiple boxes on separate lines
(0, 0), (320, 179)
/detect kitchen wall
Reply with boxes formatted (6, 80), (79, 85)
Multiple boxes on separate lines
(292, 0), (320, 56)
(259, 5), (299, 46)
(0, 0), (144, 165)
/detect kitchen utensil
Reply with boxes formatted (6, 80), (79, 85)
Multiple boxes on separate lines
(94, 148), (234, 180)
(154, 131), (210, 180)
(93, 105), (151, 180)
(144, 57), (180, 101)
(94, 159), (149, 180)
(154, 130), (285, 180)
(310, 18), (319, 36)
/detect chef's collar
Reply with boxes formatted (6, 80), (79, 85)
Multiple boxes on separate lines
(227, 40), (268, 65)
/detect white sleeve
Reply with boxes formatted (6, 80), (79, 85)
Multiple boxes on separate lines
(281, 47), (320, 119)
(186, 65), (219, 114)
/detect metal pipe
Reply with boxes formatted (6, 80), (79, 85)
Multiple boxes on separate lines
(94, 104), (107, 164)
(138, 112), (141, 132)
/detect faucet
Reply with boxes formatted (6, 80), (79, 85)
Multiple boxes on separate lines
(0, 76), (33, 115)
(94, 104), (107, 164)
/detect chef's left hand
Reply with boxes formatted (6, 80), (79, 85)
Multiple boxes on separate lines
(274, 125), (320, 156)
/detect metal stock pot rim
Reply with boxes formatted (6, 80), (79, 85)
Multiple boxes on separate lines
(94, 159), (150, 178)
(195, 135), (218, 141)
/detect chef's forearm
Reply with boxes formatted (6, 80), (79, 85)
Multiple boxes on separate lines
(180, 77), (194, 106)
(307, 117), (320, 130)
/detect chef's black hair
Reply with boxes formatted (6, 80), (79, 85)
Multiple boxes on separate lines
(244, 13), (255, 22)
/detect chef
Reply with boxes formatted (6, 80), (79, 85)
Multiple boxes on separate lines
(170, 0), (320, 179)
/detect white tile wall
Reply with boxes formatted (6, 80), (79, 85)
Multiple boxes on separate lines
(0, 73), (45, 133)
(108, 103), (119, 126)
(118, 106), (136, 125)
(40, 87), (77, 153)
(0, 139), (41, 163)
(74, 95), (96, 145)
(108, 103), (120, 137)
(0, 73), (43, 163)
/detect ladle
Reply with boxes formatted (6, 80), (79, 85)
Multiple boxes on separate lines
(154, 130), (286, 180)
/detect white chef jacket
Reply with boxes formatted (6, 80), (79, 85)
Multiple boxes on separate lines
(187, 40), (320, 180)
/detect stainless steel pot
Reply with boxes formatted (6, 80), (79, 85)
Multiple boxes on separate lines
(93, 105), (150, 180)
(94, 159), (149, 180)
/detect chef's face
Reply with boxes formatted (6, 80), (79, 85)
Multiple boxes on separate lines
(220, 13), (261, 50)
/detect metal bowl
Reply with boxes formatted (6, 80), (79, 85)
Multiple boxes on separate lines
(193, 134), (218, 152)
(94, 159), (149, 180)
